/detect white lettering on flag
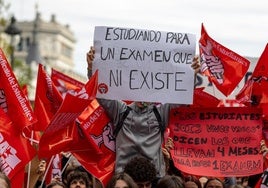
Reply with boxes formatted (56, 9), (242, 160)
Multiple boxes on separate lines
(0, 133), (21, 175)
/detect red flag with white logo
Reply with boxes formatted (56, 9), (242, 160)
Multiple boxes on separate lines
(33, 64), (63, 131)
(51, 68), (84, 98)
(0, 48), (37, 132)
(0, 108), (36, 180)
(199, 24), (250, 96)
(74, 99), (115, 187)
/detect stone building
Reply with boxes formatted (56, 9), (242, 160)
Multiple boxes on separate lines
(1, 11), (87, 100)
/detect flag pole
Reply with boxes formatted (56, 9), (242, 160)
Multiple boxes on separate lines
(60, 154), (72, 174)
(26, 130), (34, 188)
(26, 158), (31, 188)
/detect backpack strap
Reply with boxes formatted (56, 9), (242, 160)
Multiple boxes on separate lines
(152, 105), (165, 134)
(113, 106), (131, 137)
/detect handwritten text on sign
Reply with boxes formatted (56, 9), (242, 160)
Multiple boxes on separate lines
(93, 26), (196, 104)
(169, 107), (263, 177)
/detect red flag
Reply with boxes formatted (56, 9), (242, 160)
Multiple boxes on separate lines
(199, 24), (250, 96)
(191, 87), (220, 107)
(10, 168), (26, 188)
(236, 79), (255, 106)
(0, 108), (36, 180)
(66, 69), (98, 100)
(254, 168), (268, 188)
(44, 154), (62, 184)
(236, 44), (268, 118)
(85, 70), (98, 99)
(33, 64), (63, 131)
(38, 71), (99, 159)
(51, 68), (85, 97)
(0, 48), (37, 131)
(74, 99), (115, 187)
(21, 84), (28, 97)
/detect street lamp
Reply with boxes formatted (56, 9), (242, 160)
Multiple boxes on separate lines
(4, 16), (21, 69)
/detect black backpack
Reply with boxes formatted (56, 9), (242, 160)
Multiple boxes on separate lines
(113, 105), (164, 137)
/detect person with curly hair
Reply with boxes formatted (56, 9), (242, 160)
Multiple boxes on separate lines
(66, 170), (92, 188)
(106, 172), (138, 188)
(156, 175), (184, 188)
(123, 156), (158, 188)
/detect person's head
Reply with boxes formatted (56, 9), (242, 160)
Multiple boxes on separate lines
(124, 156), (157, 188)
(0, 172), (11, 188)
(47, 181), (66, 188)
(184, 175), (202, 188)
(66, 170), (92, 188)
(63, 165), (93, 188)
(224, 177), (236, 188)
(156, 175), (184, 188)
(241, 177), (249, 187)
(106, 172), (138, 188)
(204, 178), (224, 188)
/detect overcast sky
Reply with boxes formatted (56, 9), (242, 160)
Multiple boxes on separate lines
(7, 0), (268, 77)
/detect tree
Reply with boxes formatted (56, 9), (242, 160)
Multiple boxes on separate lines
(0, 0), (10, 27)
(0, 0), (10, 49)
(0, 1), (33, 88)
(14, 59), (33, 87)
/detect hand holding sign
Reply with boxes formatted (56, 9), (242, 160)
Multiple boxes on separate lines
(87, 46), (95, 79)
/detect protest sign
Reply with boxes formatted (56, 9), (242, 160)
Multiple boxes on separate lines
(93, 26), (196, 104)
(169, 107), (263, 177)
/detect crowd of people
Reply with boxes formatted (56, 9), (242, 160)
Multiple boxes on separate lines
(25, 142), (266, 188)
(24, 47), (264, 188)
(0, 43), (267, 188)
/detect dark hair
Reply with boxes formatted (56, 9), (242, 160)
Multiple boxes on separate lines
(0, 172), (11, 188)
(62, 165), (76, 184)
(62, 165), (93, 186)
(124, 156), (157, 183)
(106, 172), (138, 188)
(184, 175), (202, 188)
(66, 170), (92, 188)
(156, 175), (184, 188)
(204, 178), (225, 188)
(46, 181), (66, 188)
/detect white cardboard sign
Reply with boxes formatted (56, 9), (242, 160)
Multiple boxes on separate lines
(93, 26), (196, 104)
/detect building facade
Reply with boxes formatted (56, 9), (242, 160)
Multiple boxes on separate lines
(1, 12), (87, 100)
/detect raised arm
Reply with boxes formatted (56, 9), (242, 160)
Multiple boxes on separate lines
(86, 46), (95, 79)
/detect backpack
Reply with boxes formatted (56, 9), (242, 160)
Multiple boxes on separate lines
(113, 105), (164, 137)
